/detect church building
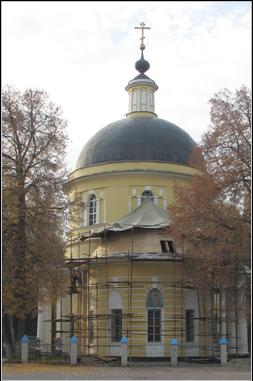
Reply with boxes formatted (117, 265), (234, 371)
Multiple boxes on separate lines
(37, 23), (248, 360)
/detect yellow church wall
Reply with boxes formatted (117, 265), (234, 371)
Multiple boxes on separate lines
(56, 261), (208, 357)
(88, 262), (188, 355)
(69, 161), (199, 183)
(55, 259), (209, 357)
(65, 239), (101, 259)
(66, 163), (195, 232)
(64, 227), (181, 261)
(60, 161), (208, 356)
(61, 231), (208, 356)
(95, 230), (179, 256)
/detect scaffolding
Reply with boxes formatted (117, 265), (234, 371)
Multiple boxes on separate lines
(43, 226), (249, 362)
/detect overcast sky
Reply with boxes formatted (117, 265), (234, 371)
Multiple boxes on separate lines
(2, 1), (251, 171)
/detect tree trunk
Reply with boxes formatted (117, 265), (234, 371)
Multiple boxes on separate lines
(9, 315), (16, 356)
(13, 180), (28, 316)
(17, 318), (26, 340)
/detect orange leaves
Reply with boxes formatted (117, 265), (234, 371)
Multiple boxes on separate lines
(203, 86), (251, 206)
(169, 85), (251, 291)
(2, 86), (69, 321)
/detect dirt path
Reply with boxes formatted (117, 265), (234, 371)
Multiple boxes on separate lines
(2, 358), (251, 380)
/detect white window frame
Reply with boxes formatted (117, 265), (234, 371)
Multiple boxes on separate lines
(87, 194), (97, 226)
(147, 308), (163, 343)
(145, 288), (164, 344)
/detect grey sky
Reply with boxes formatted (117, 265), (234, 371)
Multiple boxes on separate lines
(2, 1), (251, 171)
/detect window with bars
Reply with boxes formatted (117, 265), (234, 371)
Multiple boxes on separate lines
(88, 194), (97, 226)
(160, 240), (175, 253)
(147, 309), (161, 342)
(111, 309), (122, 342)
(186, 309), (194, 342)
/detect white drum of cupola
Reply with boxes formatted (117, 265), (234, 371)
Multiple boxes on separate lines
(128, 86), (156, 114)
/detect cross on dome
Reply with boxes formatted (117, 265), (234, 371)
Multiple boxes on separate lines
(135, 22), (151, 50)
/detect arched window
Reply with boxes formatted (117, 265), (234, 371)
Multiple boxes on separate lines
(87, 194), (97, 226)
(146, 288), (163, 308)
(141, 190), (154, 204)
(146, 289), (163, 343)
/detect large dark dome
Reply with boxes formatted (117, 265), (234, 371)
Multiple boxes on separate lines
(76, 117), (196, 169)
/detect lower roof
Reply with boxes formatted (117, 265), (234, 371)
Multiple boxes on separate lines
(80, 198), (171, 239)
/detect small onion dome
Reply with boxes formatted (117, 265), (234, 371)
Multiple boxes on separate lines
(135, 56), (150, 74)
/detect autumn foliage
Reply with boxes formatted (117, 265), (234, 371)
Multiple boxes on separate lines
(170, 86), (251, 319)
(2, 86), (69, 350)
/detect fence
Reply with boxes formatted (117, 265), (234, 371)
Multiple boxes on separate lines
(28, 337), (70, 362)
(18, 335), (231, 366)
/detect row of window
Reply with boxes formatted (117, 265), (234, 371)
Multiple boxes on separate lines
(129, 89), (155, 113)
(89, 289), (195, 343)
(85, 191), (159, 226)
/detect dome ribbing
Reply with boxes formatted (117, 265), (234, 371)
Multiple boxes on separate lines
(76, 117), (196, 169)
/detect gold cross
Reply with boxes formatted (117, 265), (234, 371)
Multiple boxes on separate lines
(135, 22), (151, 50)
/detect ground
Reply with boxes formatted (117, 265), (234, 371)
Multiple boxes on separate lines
(2, 358), (251, 380)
